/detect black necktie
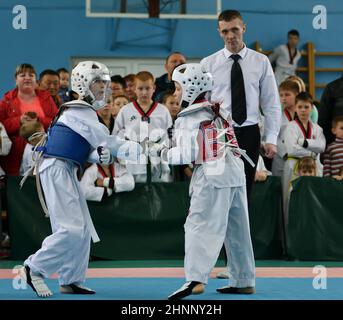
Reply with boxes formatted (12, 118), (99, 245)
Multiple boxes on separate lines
(230, 54), (247, 125)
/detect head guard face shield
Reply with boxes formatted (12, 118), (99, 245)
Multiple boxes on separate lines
(172, 63), (213, 106)
(71, 61), (111, 110)
(89, 76), (111, 110)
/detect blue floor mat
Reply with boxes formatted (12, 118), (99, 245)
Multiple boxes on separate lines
(1, 277), (342, 300)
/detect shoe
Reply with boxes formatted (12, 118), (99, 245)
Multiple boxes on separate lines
(60, 283), (95, 294)
(19, 265), (53, 298)
(216, 286), (255, 294)
(168, 281), (204, 300)
(216, 269), (230, 279)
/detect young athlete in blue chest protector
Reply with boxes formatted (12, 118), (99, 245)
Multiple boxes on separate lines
(18, 61), (141, 297)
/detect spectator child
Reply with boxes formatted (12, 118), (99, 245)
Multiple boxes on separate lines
(283, 92), (326, 225)
(332, 167), (343, 181)
(57, 68), (70, 104)
(114, 71), (173, 183)
(272, 80), (300, 176)
(111, 95), (129, 119)
(80, 161), (134, 201)
(97, 99), (115, 135)
(162, 92), (181, 122)
(323, 116), (343, 178)
(286, 75), (319, 124)
(297, 157), (316, 177)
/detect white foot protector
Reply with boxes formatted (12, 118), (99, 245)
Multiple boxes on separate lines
(19, 265), (53, 298)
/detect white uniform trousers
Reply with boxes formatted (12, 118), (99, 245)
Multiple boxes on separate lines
(184, 167), (255, 287)
(25, 160), (92, 286)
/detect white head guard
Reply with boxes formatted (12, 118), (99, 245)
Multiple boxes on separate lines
(71, 61), (111, 110)
(172, 63), (213, 105)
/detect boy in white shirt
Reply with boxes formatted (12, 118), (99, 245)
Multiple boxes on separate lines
(114, 71), (173, 182)
(283, 92), (325, 225)
(269, 30), (302, 85)
(272, 80), (300, 177)
(80, 161), (134, 201)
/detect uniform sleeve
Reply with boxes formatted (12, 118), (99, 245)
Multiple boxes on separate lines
(167, 117), (199, 165)
(276, 132), (287, 158)
(113, 107), (126, 139)
(259, 56), (282, 145)
(277, 143), (287, 158)
(60, 109), (127, 157)
(307, 126), (326, 154)
(79, 164), (105, 202)
(284, 123), (313, 158)
(161, 107), (173, 147)
(114, 163), (135, 193)
(87, 147), (100, 163)
(268, 46), (280, 64)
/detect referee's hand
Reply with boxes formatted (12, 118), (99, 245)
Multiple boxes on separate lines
(263, 143), (277, 158)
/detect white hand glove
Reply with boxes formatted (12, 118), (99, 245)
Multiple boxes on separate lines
(160, 148), (169, 163)
(149, 129), (165, 143)
(97, 146), (113, 165)
(117, 141), (143, 161)
(148, 143), (164, 157)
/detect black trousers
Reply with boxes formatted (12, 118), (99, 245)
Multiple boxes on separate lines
(220, 124), (261, 266)
(234, 124), (261, 202)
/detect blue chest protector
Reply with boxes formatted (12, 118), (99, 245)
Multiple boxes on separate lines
(41, 122), (91, 167)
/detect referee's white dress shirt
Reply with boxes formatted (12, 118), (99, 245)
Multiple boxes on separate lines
(201, 45), (281, 145)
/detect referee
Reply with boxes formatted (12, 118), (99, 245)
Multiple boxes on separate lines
(201, 9), (281, 199)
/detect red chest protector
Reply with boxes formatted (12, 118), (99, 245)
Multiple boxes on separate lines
(196, 104), (239, 163)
